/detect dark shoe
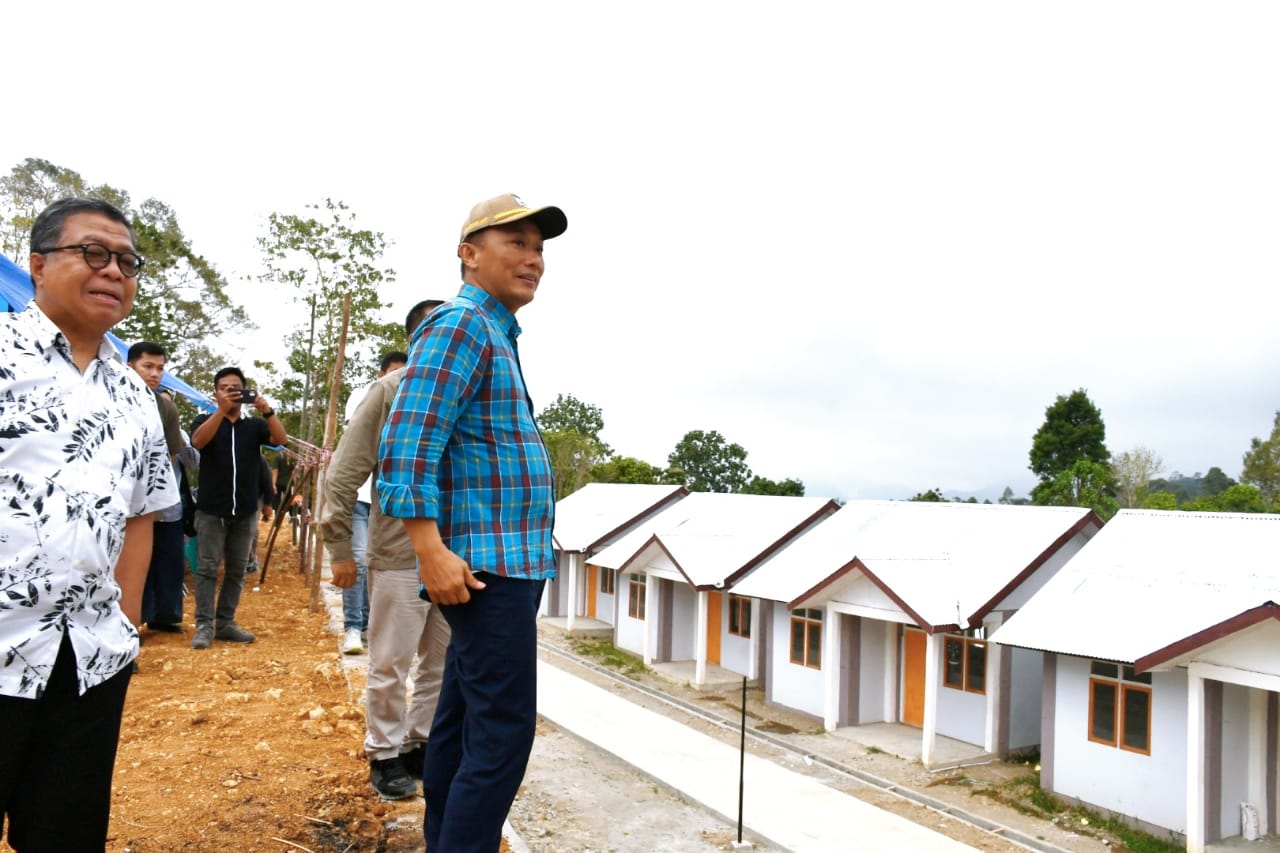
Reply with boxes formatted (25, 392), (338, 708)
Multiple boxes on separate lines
(149, 622), (185, 633)
(370, 757), (417, 800)
(214, 623), (256, 644)
(131, 659), (140, 674)
(192, 624), (213, 650)
(399, 745), (425, 780)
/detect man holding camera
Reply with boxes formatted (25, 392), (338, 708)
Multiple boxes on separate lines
(189, 367), (287, 650)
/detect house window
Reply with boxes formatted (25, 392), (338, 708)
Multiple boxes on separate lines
(728, 595), (751, 638)
(789, 609), (822, 669)
(599, 567), (615, 596)
(1088, 661), (1152, 754)
(627, 574), (646, 620)
(943, 636), (987, 694)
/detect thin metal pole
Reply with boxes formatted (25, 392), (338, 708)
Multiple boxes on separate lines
(737, 675), (746, 843)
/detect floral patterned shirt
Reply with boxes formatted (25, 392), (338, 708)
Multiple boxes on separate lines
(0, 305), (179, 698)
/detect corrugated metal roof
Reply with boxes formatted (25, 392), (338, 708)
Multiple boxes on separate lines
(552, 483), (688, 553)
(732, 500), (1096, 629)
(588, 492), (838, 587)
(990, 509), (1280, 665)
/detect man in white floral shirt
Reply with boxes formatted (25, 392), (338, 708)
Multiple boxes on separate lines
(0, 197), (179, 850)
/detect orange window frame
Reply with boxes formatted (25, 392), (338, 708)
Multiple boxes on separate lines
(1087, 674), (1152, 756)
(942, 636), (986, 695)
(599, 567), (615, 595)
(627, 574), (646, 620)
(728, 595), (751, 638)
(789, 609), (822, 669)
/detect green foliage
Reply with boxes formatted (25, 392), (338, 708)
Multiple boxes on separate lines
(1029, 389), (1111, 483)
(666, 429), (751, 493)
(0, 158), (242, 397)
(1031, 458), (1118, 519)
(909, 488), (946, 502)
(537, 394), (613, 499)
(1141, 490), (1178, 510)
(741, 476), (805, 496)
(256, 199), (395, 445)
(589, 455), (665, 485)
(572, 639), (646, 676)
(1241, 411), (1280, 503)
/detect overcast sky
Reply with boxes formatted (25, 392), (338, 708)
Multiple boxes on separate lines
(6, 1), (1278, 501)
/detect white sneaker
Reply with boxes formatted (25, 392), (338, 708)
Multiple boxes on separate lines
(342, 628), (364, 655)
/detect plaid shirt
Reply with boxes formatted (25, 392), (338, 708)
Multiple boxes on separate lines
(378, 284), (555, 580)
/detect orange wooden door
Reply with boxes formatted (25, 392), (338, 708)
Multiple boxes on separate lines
(902, 627), (926, 727)
(586, 564), (598, 619)
(706, 591), (723, 665)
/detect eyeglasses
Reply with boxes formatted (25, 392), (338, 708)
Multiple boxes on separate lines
(36, 243), (145, 278)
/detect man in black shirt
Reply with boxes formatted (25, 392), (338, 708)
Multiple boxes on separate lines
(189, 367), (287, 649)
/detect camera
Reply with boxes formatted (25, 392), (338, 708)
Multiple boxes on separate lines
(239, 388), (257, 405)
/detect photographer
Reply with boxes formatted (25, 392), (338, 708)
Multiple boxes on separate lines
(188, 367), (287, 650)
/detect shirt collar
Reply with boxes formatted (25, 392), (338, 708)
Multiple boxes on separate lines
(456, 283), (522, 339)
(22, 302), (124, 364)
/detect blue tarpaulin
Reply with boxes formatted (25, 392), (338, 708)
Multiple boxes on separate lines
(0, 252), (214, 411)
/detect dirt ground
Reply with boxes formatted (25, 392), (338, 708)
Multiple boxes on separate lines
(0, 532), (1165, 852)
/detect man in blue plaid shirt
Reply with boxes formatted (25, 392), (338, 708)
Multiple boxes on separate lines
(379, 193), (567, 852)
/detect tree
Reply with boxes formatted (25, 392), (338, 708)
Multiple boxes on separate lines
(1031, 459), (1118, 520)
(666, 430), (751, 493)
(1029, 389), (1111, 484)
(589, 456), (665, 485)
(742, 476), (805, 496)
(909, 488), (946, 502)
(1241, 412), (1280, 504)
(1216, 484), (1268, 513)
(0, 158), (244, 399)
(1201, 466), (1237, 498)
(1142, 491), (1178, 510)
(536, 394), (612, 499)
(1111, 445), (1164, 508)
(257, 199), (394, 445)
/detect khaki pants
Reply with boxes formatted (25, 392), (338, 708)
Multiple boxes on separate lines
(364, 568), (450, 760)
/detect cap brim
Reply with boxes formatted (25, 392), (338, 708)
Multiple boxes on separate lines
(529, 206), (568, 240)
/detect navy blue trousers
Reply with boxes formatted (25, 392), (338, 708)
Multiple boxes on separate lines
(142, 519), (186, 627)
(0, 632), (132, 851)
(423, 573), (545, 853)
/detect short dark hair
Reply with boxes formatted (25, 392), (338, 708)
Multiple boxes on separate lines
(32, 197), (134, 256)
(127, 341), (167, 363)
(214, 366), (246, 387)
(405, 299), (445, 338)
(379, 351), (409, 372)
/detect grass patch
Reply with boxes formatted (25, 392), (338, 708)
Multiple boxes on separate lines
(572, 639), (647, 676)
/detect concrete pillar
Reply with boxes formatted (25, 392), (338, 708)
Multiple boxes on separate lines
(694, 590), (708, 687)
(1187, 669), (1206, 853)
(1249, 688), (1269, 835)
(883, 621), (898, 723)
(823, 607), (841, 731)
(566, 553), (580, 632)
(922, 631), (940, 768)
(984, 614), (1004, 754)
(643, 575), (657, 666)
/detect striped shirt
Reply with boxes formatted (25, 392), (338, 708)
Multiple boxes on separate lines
(377, 284), (555, 580)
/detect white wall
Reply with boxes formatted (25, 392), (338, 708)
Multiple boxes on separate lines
(858, 618), (890, 723)
(1008, 647), (1044, 750)
(1200, 620), (1280, 675)
(722, 611), (752, 676)
(936, 678), (986, 746)
(596, 577), (616, 627)
(615, 573), (647, 657)
(766, 605), (825, 718)
(1051, 656), (1188, 834)
(997, 528), (1095, 610)
(670, 584), (697, 661)
(1220, 683), (1252, 840)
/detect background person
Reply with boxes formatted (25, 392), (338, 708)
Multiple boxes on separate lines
(188, 368), (286, 649)
(0, 198), (178, 849)
(380, 194), (566, 851)
(323, 302), (448, 800)
(339, 350), (410, 655)
(127, 341), (189, 634)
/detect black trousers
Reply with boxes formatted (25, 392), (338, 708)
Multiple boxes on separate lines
(0, 631), (132, 851)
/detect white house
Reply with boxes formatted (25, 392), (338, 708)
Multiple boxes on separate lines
(545, 483), (688, 632)
(731, 500), (1101, 767)
(589, 492), (839, 686)
(991, 509), (1280, 851)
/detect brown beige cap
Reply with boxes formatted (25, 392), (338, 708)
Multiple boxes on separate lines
(459, 193), (568, 243)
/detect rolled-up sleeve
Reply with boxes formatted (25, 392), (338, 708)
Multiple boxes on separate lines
(377, 305), (485, 519)
(322, 379), (390, 562)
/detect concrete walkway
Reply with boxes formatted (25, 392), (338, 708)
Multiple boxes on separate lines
(537, 661), (976, 852)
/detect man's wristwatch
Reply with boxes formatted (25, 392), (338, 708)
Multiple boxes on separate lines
(261, 408), (276, 418)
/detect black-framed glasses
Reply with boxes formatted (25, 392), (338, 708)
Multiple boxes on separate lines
(36, 243), (145, 278)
